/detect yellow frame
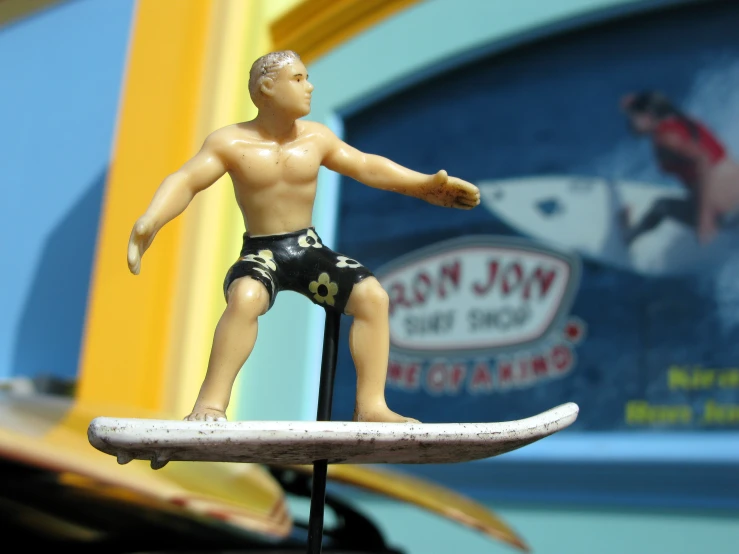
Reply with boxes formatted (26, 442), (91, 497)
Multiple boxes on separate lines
(271, 0), (422, 63)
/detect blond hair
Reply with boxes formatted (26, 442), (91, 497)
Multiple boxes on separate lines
(248, 50), (301, 106)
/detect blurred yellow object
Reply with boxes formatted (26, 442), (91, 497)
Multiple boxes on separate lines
(0, 393), (291, 539)
(270, 0), (423, 63)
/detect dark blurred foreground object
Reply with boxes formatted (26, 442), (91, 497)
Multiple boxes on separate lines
(0, 457), (403, 553)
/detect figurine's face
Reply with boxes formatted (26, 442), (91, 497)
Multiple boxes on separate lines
(262, 61), (314, 118)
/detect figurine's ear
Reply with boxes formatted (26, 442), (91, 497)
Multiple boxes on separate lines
(260, 77), (276, 98)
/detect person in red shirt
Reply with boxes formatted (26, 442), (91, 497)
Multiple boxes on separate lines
(620, 91), (739, 245)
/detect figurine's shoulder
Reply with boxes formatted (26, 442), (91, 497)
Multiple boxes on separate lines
(200, 124), (241, 149)
(209, 122), (259, 142)
(199, 123), (263, 158)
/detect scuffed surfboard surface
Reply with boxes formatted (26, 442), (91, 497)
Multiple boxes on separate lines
(88, 402), (578, 468)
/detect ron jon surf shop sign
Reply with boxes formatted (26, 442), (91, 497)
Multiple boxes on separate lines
(376, 236), (585, 395)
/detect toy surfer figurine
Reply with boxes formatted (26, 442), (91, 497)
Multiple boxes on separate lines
(127, 51), (480, 424)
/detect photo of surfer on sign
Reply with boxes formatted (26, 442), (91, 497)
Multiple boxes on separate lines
(619, 90), (739, 246)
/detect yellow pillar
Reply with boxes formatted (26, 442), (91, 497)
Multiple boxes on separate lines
(77, 0), (215, 413)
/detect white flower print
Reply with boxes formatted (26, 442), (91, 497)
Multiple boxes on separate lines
(336, 255), (362, 269)
(298, 229), (322, 249)
(241, 249), (277, 270)
(253, 267), (276, 295)
(308, 272), (338, 306)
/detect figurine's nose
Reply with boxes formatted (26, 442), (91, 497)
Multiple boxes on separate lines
(306, 81), (314, 92)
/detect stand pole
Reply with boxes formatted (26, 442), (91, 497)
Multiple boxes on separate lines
(306, 310), (341, 554)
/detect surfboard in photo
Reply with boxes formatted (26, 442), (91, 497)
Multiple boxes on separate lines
(478, 175), (738, 276)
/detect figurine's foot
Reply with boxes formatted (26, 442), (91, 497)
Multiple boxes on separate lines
(184, 405), (228, 422)
(353, 404), (420, 423)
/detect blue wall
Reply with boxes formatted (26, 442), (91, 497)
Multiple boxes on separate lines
(0, 0), (134, 382)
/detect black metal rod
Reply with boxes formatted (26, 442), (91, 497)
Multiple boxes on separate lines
(307, 310), (342, 554)
(316, 310), (341, 421)
(307, 460), (328, 554)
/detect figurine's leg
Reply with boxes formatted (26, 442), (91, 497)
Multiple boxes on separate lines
(623, 197), (695, 245)
(344, 277), (420, 423)
(185, 277), (270, 421)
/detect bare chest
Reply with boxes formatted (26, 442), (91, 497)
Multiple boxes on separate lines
(228, 142), (323, 188)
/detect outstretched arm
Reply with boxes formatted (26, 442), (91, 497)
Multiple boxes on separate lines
(128, 133), (228, 274)
(320, 126), (479, 209)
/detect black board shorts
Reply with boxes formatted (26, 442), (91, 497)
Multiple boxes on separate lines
(223, 227), (374, 314)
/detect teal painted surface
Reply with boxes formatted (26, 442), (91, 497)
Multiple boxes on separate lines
(335, 494), (739, 554)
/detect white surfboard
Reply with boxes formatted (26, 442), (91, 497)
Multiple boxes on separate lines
(87, 402), (578, 469)
(478, 175), (738, 276)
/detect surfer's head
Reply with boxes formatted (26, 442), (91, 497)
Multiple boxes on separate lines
(248, 50), (312, 117)
(621, 91), (683, 134)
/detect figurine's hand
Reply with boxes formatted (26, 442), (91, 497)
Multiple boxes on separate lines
(422, 170), (480, 209)
(127, 216), (157, 275)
